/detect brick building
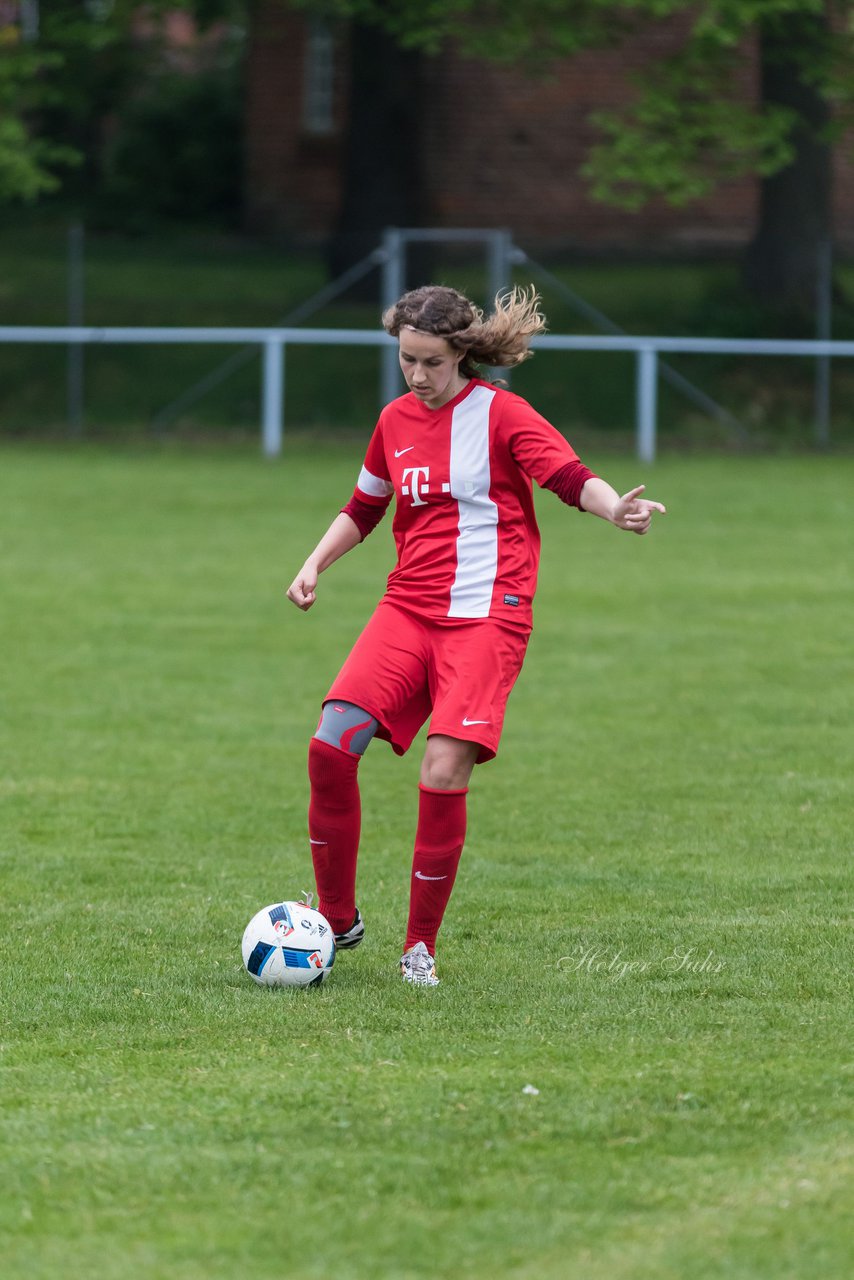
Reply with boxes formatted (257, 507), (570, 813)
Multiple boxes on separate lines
(244, 4), (854, 255)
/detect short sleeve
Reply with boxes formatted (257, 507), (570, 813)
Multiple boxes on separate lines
(354, 421), (394, 506)
(502, 394), (582, 487)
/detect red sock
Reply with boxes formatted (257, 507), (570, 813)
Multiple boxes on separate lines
(404, 784), (468, 955)
(307, 737), (361, 935)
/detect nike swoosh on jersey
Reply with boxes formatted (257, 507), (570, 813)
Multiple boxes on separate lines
(309, 838), (328, 845)
(461, 717), (490, 726)
(394, 446), (415, 457)
(414, 871), (448, 881)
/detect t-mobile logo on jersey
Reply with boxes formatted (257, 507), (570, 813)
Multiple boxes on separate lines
(401, 466), (451, 507)
(401, 466), (430, 506)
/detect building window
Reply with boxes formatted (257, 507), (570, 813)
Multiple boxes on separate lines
(302, 18), (335, 136)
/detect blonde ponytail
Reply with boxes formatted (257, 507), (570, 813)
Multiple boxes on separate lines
(457, 286), (546, 374)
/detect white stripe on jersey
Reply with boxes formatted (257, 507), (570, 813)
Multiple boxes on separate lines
(448, 384), (498, 618)
(357, 465), (394, 499)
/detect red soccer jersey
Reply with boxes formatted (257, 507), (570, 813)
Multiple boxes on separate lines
(348, 378), (583, 632)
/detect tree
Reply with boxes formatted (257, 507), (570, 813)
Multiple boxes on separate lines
(0, 22), (79, 202)
(743, 7), (837, 311)
(0, 1), (242, 218)
(327, 21), (429, 281)
(293, 0), (854, 313)
(0, 2), (151, 207)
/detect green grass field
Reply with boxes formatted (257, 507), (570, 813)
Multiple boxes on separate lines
(1, 441), (852, 1279)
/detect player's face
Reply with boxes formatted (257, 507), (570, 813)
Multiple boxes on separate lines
(398, 328), (468, 409)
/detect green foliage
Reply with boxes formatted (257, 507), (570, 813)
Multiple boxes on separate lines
(294, 0), (854, 205)
(0, 2), (244, 222)
(96, 66), (244, 230)
(0, 2), (134, 206)
(0, 40), (79, 201)
(0, 113), (76, 204)
(295, 0), (676, 60)
(0, 445), (852, 1277)
(583, 44), (798, 209)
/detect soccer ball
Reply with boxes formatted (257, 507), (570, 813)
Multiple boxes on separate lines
(241, 900), (336, 988)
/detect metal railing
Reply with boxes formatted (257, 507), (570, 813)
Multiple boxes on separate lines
(2, 324), (853, 460)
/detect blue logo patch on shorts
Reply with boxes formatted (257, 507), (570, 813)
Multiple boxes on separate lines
(503, 594), (520, 607)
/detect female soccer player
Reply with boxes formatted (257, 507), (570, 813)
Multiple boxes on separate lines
(287, 285), (665, 985)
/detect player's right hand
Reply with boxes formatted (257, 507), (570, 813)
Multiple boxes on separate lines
(286, 568), (317, 611)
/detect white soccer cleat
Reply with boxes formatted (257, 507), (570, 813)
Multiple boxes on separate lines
(400, 941), (439, 986)
(334, 908), (365, 950)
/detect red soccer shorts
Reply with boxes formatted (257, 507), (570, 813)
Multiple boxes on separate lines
(325, 601), (530, 764)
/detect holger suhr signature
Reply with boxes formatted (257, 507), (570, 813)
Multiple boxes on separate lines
(558, 944), (727, 981)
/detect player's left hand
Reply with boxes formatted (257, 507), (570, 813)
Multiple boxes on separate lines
(612, 485), (666, 535)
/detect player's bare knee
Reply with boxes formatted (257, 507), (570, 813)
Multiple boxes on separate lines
(421, 738), (477, 790)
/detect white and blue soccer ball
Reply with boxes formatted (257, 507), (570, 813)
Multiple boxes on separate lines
(241, 900), (336, 988)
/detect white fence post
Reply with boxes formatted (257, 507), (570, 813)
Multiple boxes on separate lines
(380, 228), (405, 407)
(487, 228), (513, 302)
(67, 222), (85, 437)
(636, 345), (658, 463)
(262, 336), (284, 457)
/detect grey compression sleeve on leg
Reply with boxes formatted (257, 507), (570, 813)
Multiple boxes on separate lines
(314, 701), (379, 756)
